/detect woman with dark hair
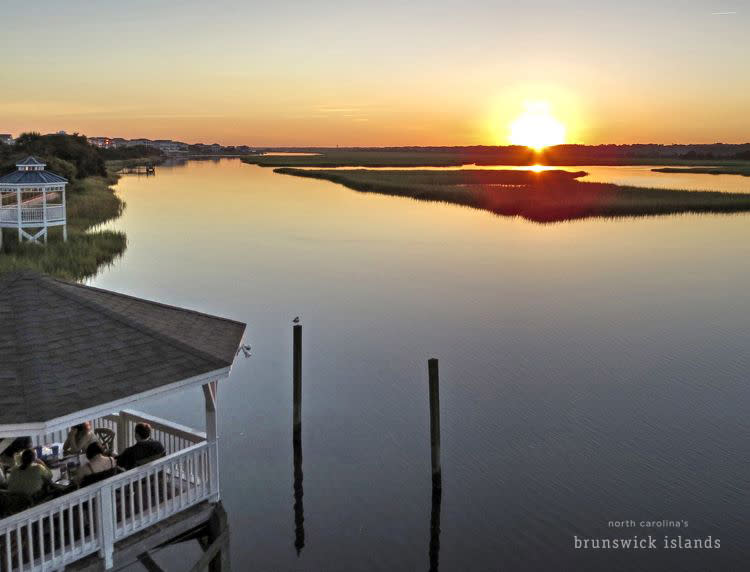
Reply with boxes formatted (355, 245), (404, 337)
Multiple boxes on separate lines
(63, 422), (98, 455)
(75, 442), (116, 485)
(7, 449), (52, 497)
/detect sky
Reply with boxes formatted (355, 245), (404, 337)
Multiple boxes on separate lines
(0, 0), (748, 147)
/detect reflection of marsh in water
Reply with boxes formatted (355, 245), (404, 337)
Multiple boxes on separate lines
(90, 159), (750, 571)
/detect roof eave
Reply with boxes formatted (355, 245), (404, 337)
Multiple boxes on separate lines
(0, 365), (232, 438)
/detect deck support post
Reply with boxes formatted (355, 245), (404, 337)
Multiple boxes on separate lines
(98, 483), (116, 569)
(203, 381), (221, 501)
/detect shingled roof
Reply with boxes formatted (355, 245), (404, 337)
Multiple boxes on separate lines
(0, 170), (68, 185)
(0, 271), (246, 432)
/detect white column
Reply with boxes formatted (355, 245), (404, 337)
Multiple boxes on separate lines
(98, 484), (115, 568)
(42, 189), (47, 243)
(16, 188), (21, 242)
(203, 381), (221, 501)
(62, 187), (67, 241)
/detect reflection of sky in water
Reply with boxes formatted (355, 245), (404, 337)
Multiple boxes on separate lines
(91, 159), (750, 571)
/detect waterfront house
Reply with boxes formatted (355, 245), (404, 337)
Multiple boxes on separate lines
(0, 157), (67, 244)
(0, 271), (246, 570)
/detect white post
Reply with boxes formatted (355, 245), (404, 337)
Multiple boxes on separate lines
(98, 484), (116, 569)
(42, 189), (47, 244)
(203, 381), (221, 501)
(62, 188), (67, 242)
(116, 413), (128, 455)
(16, 188), (21, 242)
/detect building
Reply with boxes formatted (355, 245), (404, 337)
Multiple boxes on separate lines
(0, 156), (67, 244)
(0, 270), (246, 570)
(0, 134), (13, 145)
(88, 136), (114, 148)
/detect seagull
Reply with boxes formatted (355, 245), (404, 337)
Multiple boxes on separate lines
(292, 316), (300, 324)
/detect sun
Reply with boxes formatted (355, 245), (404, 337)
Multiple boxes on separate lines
(509, 101), (566, 151)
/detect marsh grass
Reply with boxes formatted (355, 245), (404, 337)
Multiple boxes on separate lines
(652, 167), (750, 177)
(276, 168), (750, 223)
(0, 166), (127, 280)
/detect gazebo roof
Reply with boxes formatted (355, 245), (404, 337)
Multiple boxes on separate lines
(0, 170), (68, 185)
(0, 271), (246, 434)
(16, 156), (46, 167)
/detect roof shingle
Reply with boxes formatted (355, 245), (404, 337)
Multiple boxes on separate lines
(0, 271), (246, 427)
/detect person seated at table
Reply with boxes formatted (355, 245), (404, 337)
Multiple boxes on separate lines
(7, 449), (51, 498)
(63, 422), (98, 455)
(117, 423), (165, 470)
(75, 442), (117, 485)
(0, 436), (32, 468)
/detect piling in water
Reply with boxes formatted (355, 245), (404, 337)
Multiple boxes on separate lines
(428, 357), (441, 492)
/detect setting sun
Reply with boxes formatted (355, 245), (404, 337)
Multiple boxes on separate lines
(509, 101), (566, 151)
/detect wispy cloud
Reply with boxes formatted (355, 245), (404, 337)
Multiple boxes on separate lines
(711, 11), (737, 15)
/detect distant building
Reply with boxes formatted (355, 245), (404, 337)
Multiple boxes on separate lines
(0, 134), (13, 145)
(88, 136), (114, 148)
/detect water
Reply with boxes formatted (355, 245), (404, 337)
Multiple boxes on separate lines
(92, 159), (750, 571)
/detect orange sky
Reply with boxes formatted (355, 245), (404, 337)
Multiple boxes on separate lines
(1, 1), (748, 146)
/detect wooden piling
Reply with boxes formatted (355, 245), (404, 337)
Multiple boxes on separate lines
(293, 324), (302, 443)
(428, 358), (441, 491)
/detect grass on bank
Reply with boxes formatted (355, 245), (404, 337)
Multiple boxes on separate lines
(275, 168), (750, 223)
(652, 166), (750, 177)
(0, 170), (127, 280)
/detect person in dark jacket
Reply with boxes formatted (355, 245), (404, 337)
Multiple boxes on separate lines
(116, 422), (165, 470)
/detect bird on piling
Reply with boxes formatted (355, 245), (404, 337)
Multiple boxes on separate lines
(292, 316), (300, 324)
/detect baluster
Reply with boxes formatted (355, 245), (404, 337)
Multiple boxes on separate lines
(4, 530), (10, 572)
(15, 525), (22, 570)
(128, 479), (135, 531)
(87, 497), (95, 546)
(77, 500), (84, 552)
(38, 515), (45, 569)
(145, 469), (153, 521)
(26, 519), (33, 569)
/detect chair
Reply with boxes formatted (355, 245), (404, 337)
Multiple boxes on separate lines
(79, 466), (123, 488)
(134, 451), (166, 468)
(94, 428), (115, 454)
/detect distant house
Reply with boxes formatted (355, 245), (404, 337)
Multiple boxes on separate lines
(0, 134), (13, 145)
(88, 136), (114, 148)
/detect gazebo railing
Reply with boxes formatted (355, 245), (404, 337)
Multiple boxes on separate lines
(2, 411), (215, 571)
(0, 205), (65, 225)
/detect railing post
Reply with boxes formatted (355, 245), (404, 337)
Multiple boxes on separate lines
(203, 382), (220, 501)
(98, 484), (115, 569)
(116, 413), (128, 455)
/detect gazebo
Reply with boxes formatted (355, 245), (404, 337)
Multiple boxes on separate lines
(0, 271), (246, 570)
(0, 157), (68, 245)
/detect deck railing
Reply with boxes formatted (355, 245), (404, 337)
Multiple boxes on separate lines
(0, 205), (65, 225)
(2, 411), (213, 571)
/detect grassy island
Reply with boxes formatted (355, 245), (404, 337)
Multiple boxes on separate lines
(275, 168), (750, 223)
(652, 166), (750, 177)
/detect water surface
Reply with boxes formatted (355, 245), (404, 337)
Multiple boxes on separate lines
(93, 159), (750, 571)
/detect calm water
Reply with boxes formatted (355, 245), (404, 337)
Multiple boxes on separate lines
(92, 159), (750, 571)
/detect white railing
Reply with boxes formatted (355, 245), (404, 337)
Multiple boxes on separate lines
(1, 411), (213, 571)
(117, 410), (205, 456)
(1, 434), (214, 570)
(0, 205), (65, 225)
(0, 487), (101, 572)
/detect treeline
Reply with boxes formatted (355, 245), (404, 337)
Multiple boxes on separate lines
(0, 133), (165, 181)
(97, 145), (163, 161)
(0, 133), (106, 180)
